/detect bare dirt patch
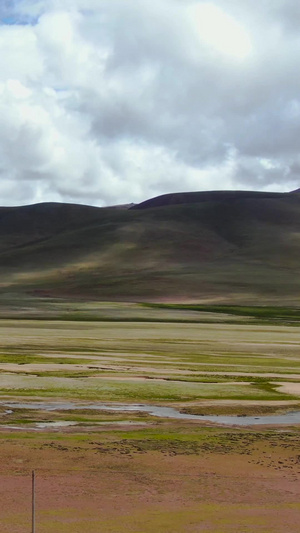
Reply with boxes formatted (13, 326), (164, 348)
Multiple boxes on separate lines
(0, 424), (300, 532)
(278, 382), (300, 396)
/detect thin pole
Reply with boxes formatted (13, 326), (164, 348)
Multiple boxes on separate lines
(32, 470), (35, 533)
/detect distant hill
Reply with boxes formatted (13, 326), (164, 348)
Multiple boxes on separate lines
(130, 190), (284, 209)
(0, 190), (300, 304)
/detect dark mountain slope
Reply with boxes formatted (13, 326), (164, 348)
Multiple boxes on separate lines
(130, 190), (285, 209)
(0, 191), (300, 303)
(0, 202), (103, 251)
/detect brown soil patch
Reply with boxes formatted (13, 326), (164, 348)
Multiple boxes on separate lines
(0, 423), (300, 532)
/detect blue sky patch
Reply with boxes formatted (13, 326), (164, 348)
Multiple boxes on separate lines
(1, 15), (39, 26)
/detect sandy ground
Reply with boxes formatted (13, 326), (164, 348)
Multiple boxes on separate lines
(278, 382), (300, 395)
(3, 363), (300, 381)
(0, 424), (300, 533)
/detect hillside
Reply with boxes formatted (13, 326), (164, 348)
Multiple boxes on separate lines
(0, 190), (300, 304)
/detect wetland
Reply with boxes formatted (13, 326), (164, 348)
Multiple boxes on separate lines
(1, 301), (300, 532)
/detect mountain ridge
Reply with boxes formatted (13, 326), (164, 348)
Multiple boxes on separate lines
(0, 189), (299, 304)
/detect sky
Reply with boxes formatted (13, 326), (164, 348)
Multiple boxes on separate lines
(0, 0), (300, 206)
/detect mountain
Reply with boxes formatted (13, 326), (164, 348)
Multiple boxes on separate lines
(0, 190), (300, 304)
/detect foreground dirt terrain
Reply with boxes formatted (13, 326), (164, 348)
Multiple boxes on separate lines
(1, 423), (300, 533)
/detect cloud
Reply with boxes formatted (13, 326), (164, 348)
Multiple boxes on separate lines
(0, 0), (299, 206)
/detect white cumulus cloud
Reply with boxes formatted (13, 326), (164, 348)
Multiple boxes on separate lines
(0, 0), (299, 206)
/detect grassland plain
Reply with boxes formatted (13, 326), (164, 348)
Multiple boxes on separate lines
(1, 303), (300, 531)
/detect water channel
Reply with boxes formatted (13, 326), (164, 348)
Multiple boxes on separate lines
(2, 401), (300, 426)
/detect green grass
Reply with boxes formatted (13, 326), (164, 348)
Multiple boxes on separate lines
(0, 378), (293, 402)
(145, 303), (300, 323)
(3, 298), (300, 325)
(0, 354), (93, 365)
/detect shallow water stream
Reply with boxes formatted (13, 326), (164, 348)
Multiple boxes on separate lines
(2, 401), (300, 426)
